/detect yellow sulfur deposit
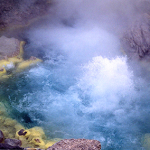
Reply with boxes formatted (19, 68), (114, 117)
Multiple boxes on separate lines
(0, 102), (24, 139)
(45, 141), (57, 149)
(0, 37), (42, 80)
(16, 129), (31, 139)
(0, 67), (6, 75)
(142, 133), (150, 150)
(16, 127), (47, 149)
(18, 41), (25, 58)
(0, 102), (57, 149)
(16, 57), (42, 73)
(0, 102), (58, 149)
(0, 60), (11, 68)
(27, 127), (46, 140)
(8, 57), (23, 64)
(29, 137), (45, 149)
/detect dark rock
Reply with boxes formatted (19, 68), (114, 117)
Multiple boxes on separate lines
(18, 129), (27, 136)
(4, 138), (22, 147)
(0, 130), (4, 143)
(0, 143), (23, 149)
(47, 139), (101, 150)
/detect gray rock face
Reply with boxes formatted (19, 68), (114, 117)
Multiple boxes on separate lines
(47, 139), (101, 150)
(4, 138), (22, 147)
(122, 18), (150, 58)
(0, 36), (20, 59)
(0, 0), (52, 30)
(0, 130), (4, 143)
(122, 1), (150, 59)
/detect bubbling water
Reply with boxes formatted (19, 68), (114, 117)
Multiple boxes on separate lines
(4, 10), (149, 149)
(7, 53), (147, 149)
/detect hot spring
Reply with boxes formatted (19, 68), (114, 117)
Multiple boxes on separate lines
(1, 0), (150, 149)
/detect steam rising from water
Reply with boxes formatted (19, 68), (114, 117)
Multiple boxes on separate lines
(4, 0), (150, 149)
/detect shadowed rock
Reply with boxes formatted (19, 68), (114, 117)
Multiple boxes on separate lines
(4, 138), (22, 147)
(0, 143), (23, 149)
(0, 130), (4, 143)
(47, 139), (101, 150)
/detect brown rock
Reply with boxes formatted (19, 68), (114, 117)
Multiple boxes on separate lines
(4, 138), (22, 147)
(47, 139), (101, 150)
(0, 0), (52, 31)
(0, 130), (4, 143)
(0, 36), (20, 59)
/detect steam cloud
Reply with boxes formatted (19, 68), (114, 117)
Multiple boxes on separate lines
(9, 0), (150, 150)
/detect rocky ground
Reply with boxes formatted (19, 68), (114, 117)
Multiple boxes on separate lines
(47, 139), (101, 150)
(0, 131), (101, 150)
(0, 0), (52, 31)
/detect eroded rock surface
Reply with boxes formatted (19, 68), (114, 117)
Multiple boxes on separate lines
(0, 36), (20, 59)
(0, 0), (52, 30)
(47, 139), (101, 150)
(122, 1), (150, 60)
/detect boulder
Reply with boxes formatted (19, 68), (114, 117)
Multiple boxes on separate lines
(47, 139), (101, 150)
(0, 143), (23, 149)
(4, 138), (22, 147)
(0, 130), (4, 143)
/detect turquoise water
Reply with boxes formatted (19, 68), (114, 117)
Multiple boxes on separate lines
(1, 17), (150, 150)
(2, 53), (149, 150)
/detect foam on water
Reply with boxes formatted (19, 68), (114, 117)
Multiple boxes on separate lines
(7, 53), (146, 149)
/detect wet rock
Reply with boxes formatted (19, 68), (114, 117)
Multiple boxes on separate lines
(0, 143), (23, 149)
(0, 130), (4, 143)
(47, 139), (101, 150)
(4, 138), (22, 147)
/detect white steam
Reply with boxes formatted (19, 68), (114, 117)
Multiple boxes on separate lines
(10, 0), (149, 149)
